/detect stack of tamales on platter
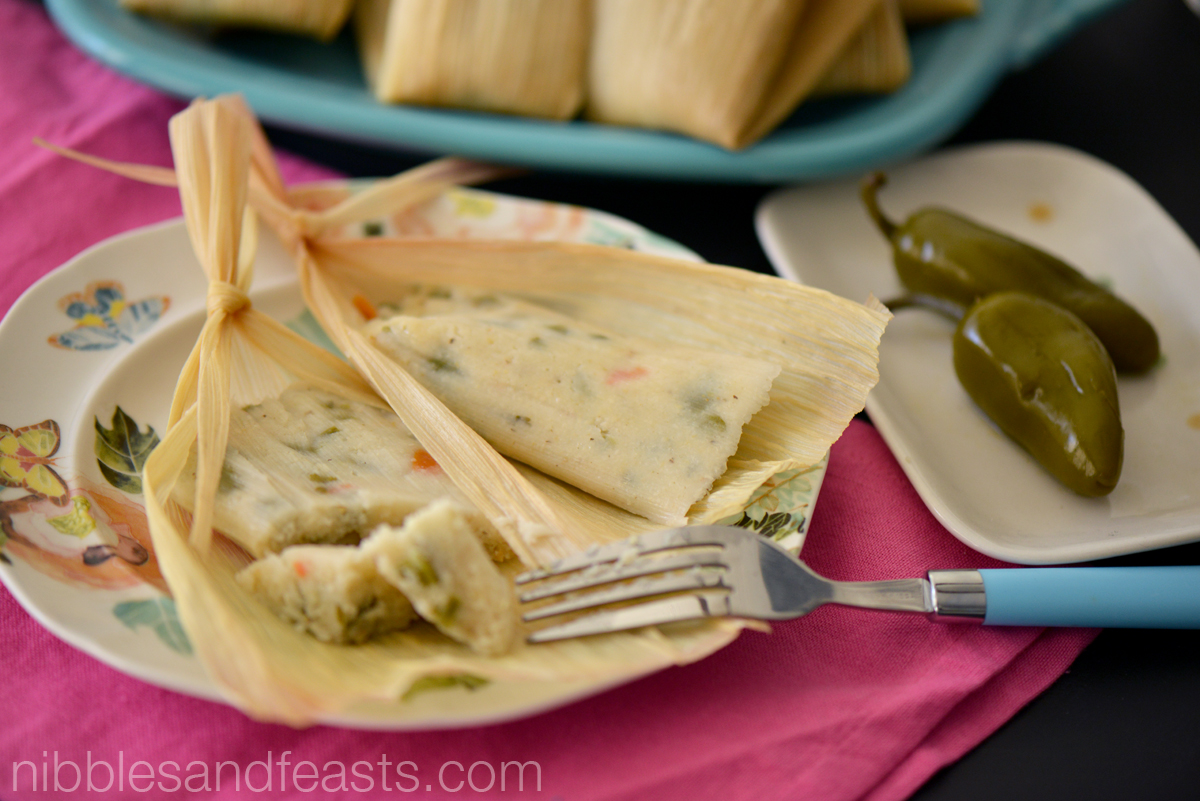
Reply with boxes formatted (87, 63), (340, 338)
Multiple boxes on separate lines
(118, 0), (980, 149)
(49, 94), (890, 725)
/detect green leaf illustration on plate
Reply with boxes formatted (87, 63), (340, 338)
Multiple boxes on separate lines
(94, 407), (159, 495)
(717, 465), (821, 543)
(113, 597), (192, 655)
(46, 496), (97, 538)
(402, 673), (489, 702)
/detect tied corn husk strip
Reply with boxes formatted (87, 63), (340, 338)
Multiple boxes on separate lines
(73, 97), (746, 726)
(119, 0), (355, 40)
(355, 0), (590, 120)
(814, 0), (912, 97)
(586, 0), (881, 150)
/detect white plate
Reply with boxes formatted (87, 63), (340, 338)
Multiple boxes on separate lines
(756, 141), (1200, 565)
(0, 187), (826, 729)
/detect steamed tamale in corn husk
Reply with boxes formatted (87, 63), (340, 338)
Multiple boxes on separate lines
(53, 95), (889, 725)
(228, 87), (891, 552)
(362, 286), (781, 526)
(586, 0), (882, 149)
(814, 0), (911, 97)
(119, 0), (355, 40)
(230, 89), (892, 562)
(354, 0), (589, 119)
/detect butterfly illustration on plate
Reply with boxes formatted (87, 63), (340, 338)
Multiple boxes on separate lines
(0, 419), (70, 506)
(48, 280), (170, 351)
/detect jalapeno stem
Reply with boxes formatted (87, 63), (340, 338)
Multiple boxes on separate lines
(861, 171), (898, 239)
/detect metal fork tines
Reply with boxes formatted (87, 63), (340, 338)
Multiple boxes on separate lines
(515, 525), (938, 643)
(515, 527), (742, 643)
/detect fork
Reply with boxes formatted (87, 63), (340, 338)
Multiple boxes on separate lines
(515, 525), (1200, 642)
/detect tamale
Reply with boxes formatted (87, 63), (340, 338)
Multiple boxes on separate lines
(732, 0), (884, 148)
(355, 0), (589, 120)
(585, 0), (808, 149)
(237, 543), (417, 644)
(586, 0), (883, 149)
(814, 0), (911, 97)
(119, 0), (355, 40)
(363, 287), (779, 527)
(366, 500), (518, 657)
(246, 121), (889, 545)
(171, 382), (512, 558)
(236, 499), (515, 651)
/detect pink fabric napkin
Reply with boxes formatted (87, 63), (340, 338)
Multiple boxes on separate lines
(0, 3), (1095, 799)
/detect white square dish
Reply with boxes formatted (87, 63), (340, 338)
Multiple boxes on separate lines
(757, 142), (1200, 564)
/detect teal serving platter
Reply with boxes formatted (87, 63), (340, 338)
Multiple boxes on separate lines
(47, 0), (1125, 182)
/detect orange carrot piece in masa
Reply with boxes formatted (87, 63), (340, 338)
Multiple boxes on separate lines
(352, 295), (377, 321)
(411, 449), (440, 471)
(606, 366), (649, 385)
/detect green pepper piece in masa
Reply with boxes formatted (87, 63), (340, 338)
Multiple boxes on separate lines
(862, 172), (1160, 374)
(954, 292), (1123, 497)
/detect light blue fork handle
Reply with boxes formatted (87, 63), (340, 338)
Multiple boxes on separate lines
(979, 566), (1200, 629)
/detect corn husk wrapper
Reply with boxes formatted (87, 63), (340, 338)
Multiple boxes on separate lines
(221, 92), (891, 558)
(814, 0), (912, 97)
(56, 95), (888, 726)
(119, 0), (355, 40)
(586, 0), (881, 150)
(211, 98), (891, 559)
(355, 0), (590, 120)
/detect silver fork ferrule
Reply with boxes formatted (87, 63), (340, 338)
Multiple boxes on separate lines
(927, 570), (987, 623)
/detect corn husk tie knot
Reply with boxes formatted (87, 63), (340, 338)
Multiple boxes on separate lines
(206, 280), (251, 318)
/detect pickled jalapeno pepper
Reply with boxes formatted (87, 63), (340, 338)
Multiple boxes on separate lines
(863, 172), (1160, 374)
(954, 292), (1123, 497)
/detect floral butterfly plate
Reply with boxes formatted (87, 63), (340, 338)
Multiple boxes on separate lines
(0, 187), (827, 729)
